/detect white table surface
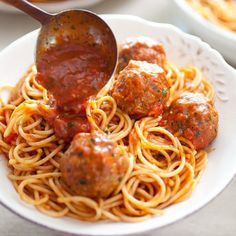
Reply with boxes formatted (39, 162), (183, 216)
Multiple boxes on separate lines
(0, 0), (235, 235)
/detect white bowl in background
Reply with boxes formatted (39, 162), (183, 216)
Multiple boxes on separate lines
(174, 0), (236, 65)
(0, 14), (236, 236)
(0, 0), (104, 13)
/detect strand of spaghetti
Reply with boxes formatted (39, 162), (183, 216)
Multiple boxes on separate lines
(112, 207), (151, 222)
(158, 162), (195, 209)
(27, 135), (57, 147)
(165, 62), (183, 105)
(11, 143), (63, 168)
(11, 143), (42, 164)
(37, 205), (69, 217)
(108, 111), (125, 133)
(142, 148), (171, 168)
(32, 128), (54, 135)
(122, 171), (166, 209)
(3, 102), (38, 137)
(49, 178), (103, 219)
(108, 110), (133, 141)
(101, 209), (121, 221)
(22, 117), (43, 131)
(18, 178), (49, 205)
(103, 200), (123, 210)
(136, 127), (178, 154)
(97, 96), (117, 124)
(136, 141), (186, 178)
(114, 153), (134, 195)
(57, 196), (102, 221)
(182, 66), (202, 92)
(28, 183), (54, 195)
(8, 172), (61, 180)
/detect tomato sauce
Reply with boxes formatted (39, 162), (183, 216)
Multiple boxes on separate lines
(36, 41), (113, 141)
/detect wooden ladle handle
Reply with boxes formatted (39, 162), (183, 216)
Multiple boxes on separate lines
(2, 0), (52, 24)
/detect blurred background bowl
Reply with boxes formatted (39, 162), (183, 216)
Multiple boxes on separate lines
(174, 0), (236, 66)
(0, 0), (104, 13)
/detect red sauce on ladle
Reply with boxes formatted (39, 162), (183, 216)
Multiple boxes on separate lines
(36, 40), (114, 141)
(34, 11), (117, 142)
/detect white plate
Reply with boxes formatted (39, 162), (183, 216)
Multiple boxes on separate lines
(0, 0), (103, 13)
(0, 14), (236, 236)
(174, 0), (236, 65)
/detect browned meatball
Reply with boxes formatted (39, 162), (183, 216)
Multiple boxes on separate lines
(60, 132), (129, 198)
(117, 37), (166, 73)
(111, 60), (170, 119)
(165, 92), (218, 150)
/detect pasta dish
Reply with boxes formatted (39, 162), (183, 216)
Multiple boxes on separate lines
(187, 0), (236, 33)
(0, 36), (218, 222)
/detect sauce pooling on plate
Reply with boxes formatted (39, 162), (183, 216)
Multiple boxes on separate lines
(36, 40), (115, 141)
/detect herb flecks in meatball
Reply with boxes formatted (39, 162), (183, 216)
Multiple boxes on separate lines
(111, 60), (170, 119)
(60, 132), (129, 198)
(117, 36), (166, 73)
(166, 92), (218, 150)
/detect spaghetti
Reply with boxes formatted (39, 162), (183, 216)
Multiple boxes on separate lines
(187, 0), (236, 33)
(0, 59), (214, 222)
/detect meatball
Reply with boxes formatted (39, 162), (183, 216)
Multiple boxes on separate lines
(111, 60), (170, 119)
(117, 37), (166, 73)
(166, 92), (218, 150)
(60, 132), (129, 198)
